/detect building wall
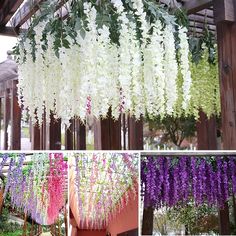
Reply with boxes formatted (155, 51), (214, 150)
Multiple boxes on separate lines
(77, 229), (106, 236)
(106, 197), (138, 236)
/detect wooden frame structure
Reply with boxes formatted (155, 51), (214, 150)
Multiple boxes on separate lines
(0, 0), (236, 234)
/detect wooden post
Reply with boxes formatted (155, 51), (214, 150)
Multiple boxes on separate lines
(214, 0), (236, 149)
(22, 213), (27, 236)
(213, 2), (236, 234)
(40, 114), (46, 150)
(3, 88), (10, 150)
(64, 206), (68, 236)
(128, 116), (143, 150)
(233, 195), (236, 227)
(48, 114), (61, 150)
(196, 111), (217, 150)
(58, 218), (61, 236)
(0, 98), (2, 150)
(30, 219), (34, 236)
(94, 108), (121, 150)
(0, 184), (4, 215)
(218, 203), (231, 235)
(10, 80), (21, 150)
(65, 119), (74, 150)
(141, 207), (154, 235)
(75, 119), (86, 150)
(31, 121), (41, 150)
(39, 225), (42, 234)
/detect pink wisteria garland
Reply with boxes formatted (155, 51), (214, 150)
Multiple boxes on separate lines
(74, 153), (139, 230)
(1, 153), (67, 225)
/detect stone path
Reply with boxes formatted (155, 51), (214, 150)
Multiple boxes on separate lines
(40, 233), (52, 236)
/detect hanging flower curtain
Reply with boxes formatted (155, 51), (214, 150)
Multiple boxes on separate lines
(0, 153), (67, 225)
(16, 0), (194, 126)
(141, 156), (236, 209)
(73, 153), (138, 230)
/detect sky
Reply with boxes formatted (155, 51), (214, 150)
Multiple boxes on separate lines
(0, 36), (17, 63)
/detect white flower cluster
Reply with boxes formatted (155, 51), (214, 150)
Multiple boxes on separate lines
(179, 26), (192, 110)
(17, 0), (192, 125)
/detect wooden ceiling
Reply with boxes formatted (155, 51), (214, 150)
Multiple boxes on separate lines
(0, 0), (214, 37)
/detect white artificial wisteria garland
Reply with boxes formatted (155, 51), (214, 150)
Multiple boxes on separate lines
(17, 0), (192, 126)
(179, 26), (192, 110)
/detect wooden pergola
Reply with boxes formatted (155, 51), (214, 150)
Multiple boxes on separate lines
(0, 0), (234, 152)
(0, 0), (236, 234)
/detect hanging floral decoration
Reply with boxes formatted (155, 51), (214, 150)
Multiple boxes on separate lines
(15, 0), (194, 126)
(73, 153), (139, 230)
(141, 156), (236, 209)
(1, 153), (67, 225)
(188, 46), (220, 118)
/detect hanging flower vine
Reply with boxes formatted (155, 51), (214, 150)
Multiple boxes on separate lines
(1, 153), (67, 225)
(141, 156), (236, 209)
(72, 152), (139, 230)
(15, 0), (193, 126)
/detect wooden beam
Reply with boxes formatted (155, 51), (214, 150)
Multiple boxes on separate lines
(196, 9), (214, 18)
(188, 14), (215, 26)
(0, 26), (20, 37)
(0, 0), (24, 26)
(213, 0), (236, 23)
(11, 0), (69, 28)
(10, 0), (44, 28)
(183, 0), (213, 15)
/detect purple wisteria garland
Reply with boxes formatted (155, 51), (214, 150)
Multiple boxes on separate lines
(141, 156), (236, 209)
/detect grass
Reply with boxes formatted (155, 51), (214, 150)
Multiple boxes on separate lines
(0, 229), (23, 236)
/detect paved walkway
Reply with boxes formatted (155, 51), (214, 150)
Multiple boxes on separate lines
(40, 233), (52, 236)
(8, 214), (24, 225)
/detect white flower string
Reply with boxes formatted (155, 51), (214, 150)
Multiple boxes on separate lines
(16, 0), (194, 125)
(179, 26), (192, 110)
(163, 24), (178, 115)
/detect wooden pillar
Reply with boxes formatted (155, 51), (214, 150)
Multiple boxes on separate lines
(64, 206), (68, 236)
(218, 203), (231, 235)
(65, 119), (74, 150)
(3, 88), (10, 150)
(10, 80), (21, 150)
(196, 111), (217, 150)
(75, 119), (86, 150)
(39, 225), (42, 234)
(233, 195), (236, 227)
(0, 98), (2, 150)
(94, 108), (121, 150)
(48, 114), (61, 150)
(58, 218), (61, 236)
(128, 116), (143, 150)
(142, 206), (154, 235)
(22, 213), (27, 236)
(30, 219), (34, 236)
(0, 184), (4, 215)
(213, 2), (236, 234)
(214, 0), (236, 149)
(40, 114), (46, 150)
(31, 121), (41, 150)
